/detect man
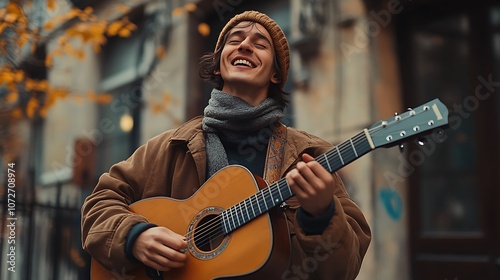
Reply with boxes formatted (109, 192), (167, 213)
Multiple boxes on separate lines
(81, 10), (371, 280)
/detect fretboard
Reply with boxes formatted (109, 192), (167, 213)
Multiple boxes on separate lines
(221, 130), (373, 234)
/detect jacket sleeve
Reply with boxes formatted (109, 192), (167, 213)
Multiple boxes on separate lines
(81, 138), (159, 272)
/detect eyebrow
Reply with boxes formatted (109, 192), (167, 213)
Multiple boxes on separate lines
(227, 30), (273, 47)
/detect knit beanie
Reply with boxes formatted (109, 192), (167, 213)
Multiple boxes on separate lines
(215, 11), (290, 89)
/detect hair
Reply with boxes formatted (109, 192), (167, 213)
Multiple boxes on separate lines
(199, 22), (290, 109)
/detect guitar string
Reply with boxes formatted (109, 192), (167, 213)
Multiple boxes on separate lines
(181, 124), (384, 246)
(181, 128), (375, 245)
(191, 111), (431, 247)
(182, 116), (414, 246)
(182, 123), (385, 246)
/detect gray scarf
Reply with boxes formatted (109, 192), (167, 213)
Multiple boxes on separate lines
(202, 89), (284, 178)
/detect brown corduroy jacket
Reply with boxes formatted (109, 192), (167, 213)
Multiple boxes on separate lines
(81, 116), (371, 280)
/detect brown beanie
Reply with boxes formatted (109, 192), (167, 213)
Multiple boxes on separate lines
(215, 11), (290, 89)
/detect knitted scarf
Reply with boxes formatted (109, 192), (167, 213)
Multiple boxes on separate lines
(202, 89), (285, 178)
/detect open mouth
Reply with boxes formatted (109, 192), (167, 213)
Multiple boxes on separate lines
(232, 59), (254, 68)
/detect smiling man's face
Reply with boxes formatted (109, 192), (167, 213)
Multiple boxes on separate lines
(219, 21), (279, 105)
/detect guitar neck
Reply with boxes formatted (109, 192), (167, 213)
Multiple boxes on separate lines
(221, 129), (374, 235)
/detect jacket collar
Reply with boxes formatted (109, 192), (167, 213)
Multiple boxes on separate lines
(170, 116), (204, 142)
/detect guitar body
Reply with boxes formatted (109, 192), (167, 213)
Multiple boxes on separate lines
(91, 165), (291, 280)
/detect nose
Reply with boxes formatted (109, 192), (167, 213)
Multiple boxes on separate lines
(237, 38), (253, 53)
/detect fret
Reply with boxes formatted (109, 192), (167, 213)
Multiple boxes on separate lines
(244, 199), (251, 221)
(230, 209), (236, 231)
(335, 145), (345, 165)
(222, 211), (229, 234)
(283, 180), (293, 197)
(236, 203), (242, 226)
(249, 197), (257, 218)
(254, 193), (262, 214)
(260, 190), (268, 210)
(276, 182), (284, 201)
(323, 153), (332, 172)
(350, 138), (358, 157)
(268, 187), (277, 206)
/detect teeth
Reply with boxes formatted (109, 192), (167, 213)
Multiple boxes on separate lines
(233, 59), (253, 67)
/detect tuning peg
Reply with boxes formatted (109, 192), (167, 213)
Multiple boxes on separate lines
(399, 144), (404, 152)
(417, 137), (427, 146)
(394, 112), (402, 121)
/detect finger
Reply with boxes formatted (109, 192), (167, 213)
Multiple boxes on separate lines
(301, 153), (315, 162)
(149, 252), (186, 269)
(286, 169), (308, 198)
(295, 161), (324, 194)
(163, 235), (188, 251)
(151, 244), (187, 263)
(301, 153), (334, 184)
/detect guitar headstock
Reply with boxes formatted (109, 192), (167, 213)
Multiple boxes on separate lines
(369, 98), (449, 149)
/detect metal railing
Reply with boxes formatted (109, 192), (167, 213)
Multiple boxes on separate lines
(0, 181), (90, 280)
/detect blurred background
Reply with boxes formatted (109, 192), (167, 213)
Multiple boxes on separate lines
(0, 0), (498, 279)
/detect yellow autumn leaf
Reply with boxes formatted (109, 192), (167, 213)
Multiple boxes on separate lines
(106, 21), (123, 36)
(185, 3), (197, 12)
(26, 98), (39, 119)
(75, 49), (85, 60)
(63, 43), (73, 54)
(118, 28), (131, 37)
(91, 43), (101, 53)
(65, 8), (81, 21)
(156, 46), (166, 58)
(172, 7), (184, 16)
(45, 53), (54, 67)
(47, 0), (56, 10)
(125, 23), (137, 32)
(38, 80), (49, 92)
(39, 107), (49, 118)
(14, 70), (24, 82)
(151, 103), (163, 115)
(83, 7), (93, 15)
(52, 88), (69, 99)
(0, 71), (14, 84)
(95, 93), (113, 104)
(11, 108), (23, 119)
(5, 91), (18, 103)
(17, 32), (30, 48)
(6, 3), (23, 17)
(4, 13), (19, 23)
(43, 21), (54, 30)
(163, 92), (171, 104)
(30, 37), (39, 54)
(0, 23), (7, 34)
(198, 23), (210, 37)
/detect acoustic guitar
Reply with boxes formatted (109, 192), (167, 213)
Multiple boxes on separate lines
(91, 98), (449, 279)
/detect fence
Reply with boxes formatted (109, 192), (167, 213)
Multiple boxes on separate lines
(0, 181), (90, 280)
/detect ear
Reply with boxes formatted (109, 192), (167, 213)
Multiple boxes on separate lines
(271, 73), (280, 84)
(214, 70), (221, 75)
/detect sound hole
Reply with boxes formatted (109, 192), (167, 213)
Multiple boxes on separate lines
(193, 214), (224, 252)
